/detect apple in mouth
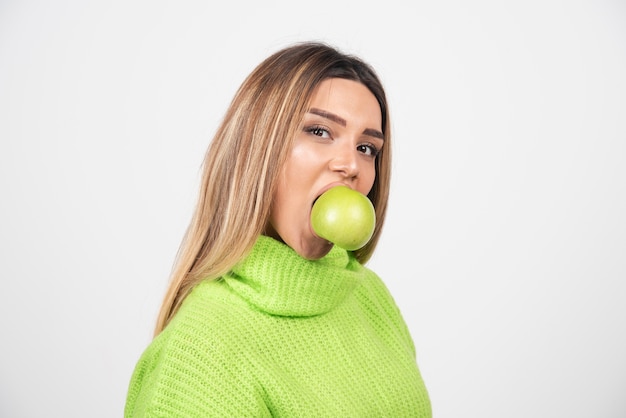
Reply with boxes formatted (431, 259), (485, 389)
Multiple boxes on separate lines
(310, 185), (376, 251)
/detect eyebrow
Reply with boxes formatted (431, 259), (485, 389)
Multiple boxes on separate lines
(308, 107), (384, 140)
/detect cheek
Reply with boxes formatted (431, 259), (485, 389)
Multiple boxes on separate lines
(282, 144), (322, 192)
(271, 151), (309, 221)
(359, 164), (378, 196)
(290, 141), (320, 168)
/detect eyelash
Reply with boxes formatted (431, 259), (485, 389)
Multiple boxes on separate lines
(304, 125), (381, 157)
(358, 143), (381, 157)
(305, 125), (331, 138)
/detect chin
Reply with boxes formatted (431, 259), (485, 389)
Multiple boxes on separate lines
(296, 239), (333, 260)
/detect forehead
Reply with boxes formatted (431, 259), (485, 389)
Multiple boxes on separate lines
(307, 78), (382, 129)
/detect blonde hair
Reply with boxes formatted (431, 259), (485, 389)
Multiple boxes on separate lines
(154, 42), (392, 335)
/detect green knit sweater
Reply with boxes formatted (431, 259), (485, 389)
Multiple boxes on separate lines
(125, 236), (431, 417)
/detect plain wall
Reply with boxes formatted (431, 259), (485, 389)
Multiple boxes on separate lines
(1, 0), (625, 417)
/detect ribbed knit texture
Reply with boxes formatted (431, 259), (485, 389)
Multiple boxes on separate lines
(125, 236), (431, 417)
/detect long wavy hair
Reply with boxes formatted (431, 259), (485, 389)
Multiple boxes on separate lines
(154, 41), (392, 335)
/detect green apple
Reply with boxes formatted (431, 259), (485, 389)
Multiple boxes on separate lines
(311, 185), (376, 251)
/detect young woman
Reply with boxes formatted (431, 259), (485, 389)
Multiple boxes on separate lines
(125, 41), (431, 417)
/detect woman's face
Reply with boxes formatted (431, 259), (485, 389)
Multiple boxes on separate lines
(266, 77), (384, 259)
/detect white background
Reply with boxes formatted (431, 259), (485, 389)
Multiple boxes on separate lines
(1, 1), (625, 417)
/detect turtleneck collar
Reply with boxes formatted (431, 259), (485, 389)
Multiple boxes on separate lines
(221, 236), (366, 317)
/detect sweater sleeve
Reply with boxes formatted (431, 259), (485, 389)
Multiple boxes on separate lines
(124, 318), (271, 417)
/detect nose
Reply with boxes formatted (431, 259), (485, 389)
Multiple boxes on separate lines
(329, 144), (359, 180)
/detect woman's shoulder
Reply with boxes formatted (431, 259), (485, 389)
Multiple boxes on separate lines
(126, 280), (259, 395)
(125, 279), (271, 416)
(353, 265), (416, 352)
(355, 265), (397, 304)
(162, 279), (253, 347)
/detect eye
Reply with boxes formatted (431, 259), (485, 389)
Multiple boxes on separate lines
(357, 143), (380, 157)
(304, 125), (331, 138)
